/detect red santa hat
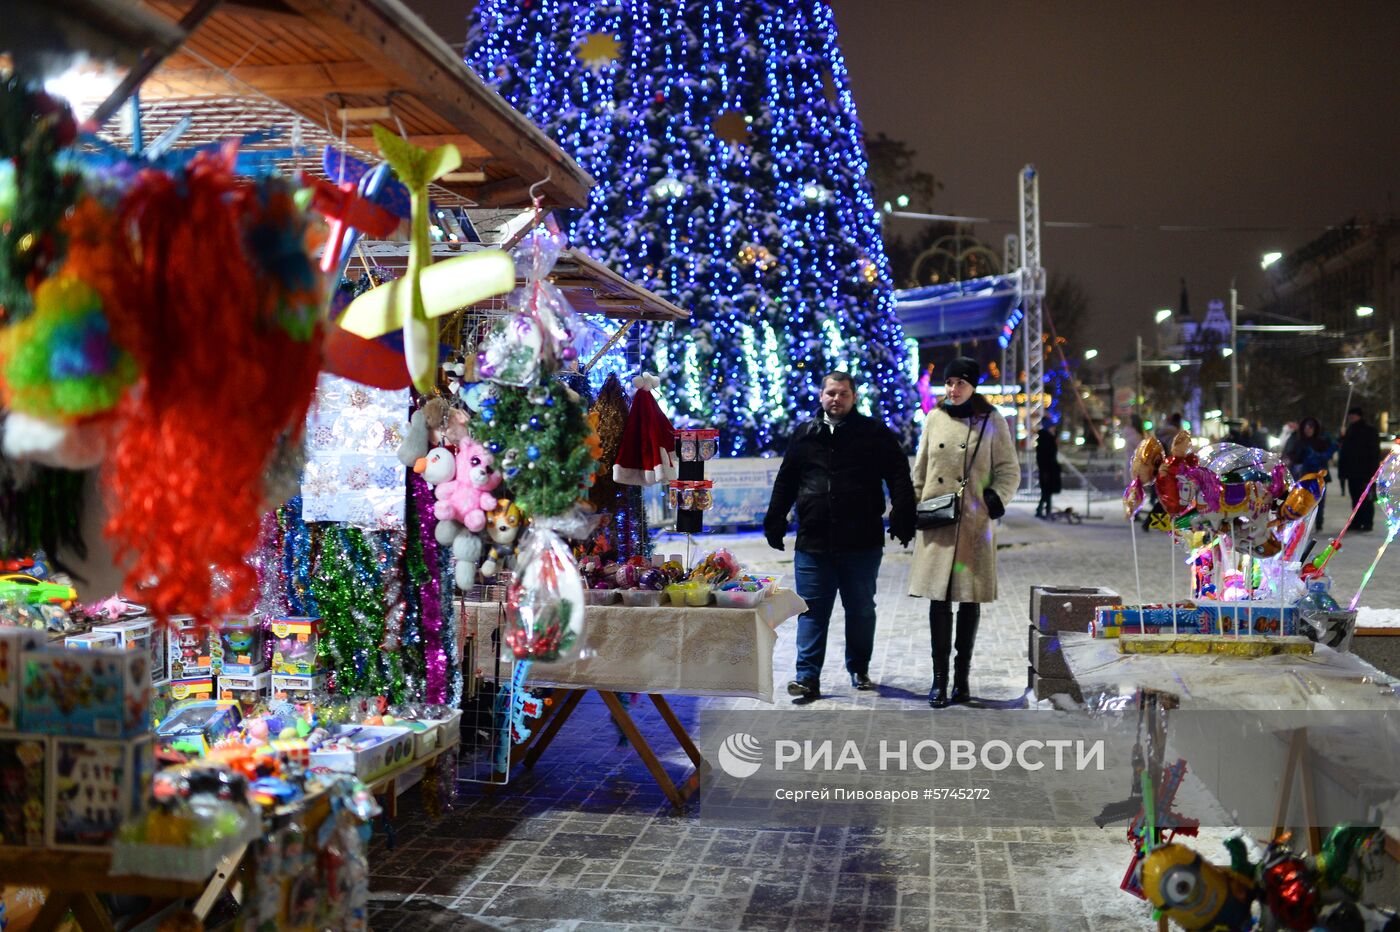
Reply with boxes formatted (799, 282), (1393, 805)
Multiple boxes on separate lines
(612, 373), (677, 486)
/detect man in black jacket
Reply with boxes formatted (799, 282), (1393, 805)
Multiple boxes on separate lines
(763, 371), (916, 702)
(1338, 406), (1382, 532)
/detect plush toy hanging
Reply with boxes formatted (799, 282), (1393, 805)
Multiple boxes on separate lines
(612, 373), (676, 486)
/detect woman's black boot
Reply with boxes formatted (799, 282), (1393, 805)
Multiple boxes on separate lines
(929, 602), (953, 708)
(951, 603), (980, 704)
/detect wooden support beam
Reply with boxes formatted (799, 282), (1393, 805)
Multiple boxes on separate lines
(279, 0), (592, 207)
(346, 133), (492, 160)
(147, 62), (392, 99)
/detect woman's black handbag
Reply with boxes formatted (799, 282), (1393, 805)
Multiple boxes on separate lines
(915, 490), (961, 529)
(915, 414), (988, 531)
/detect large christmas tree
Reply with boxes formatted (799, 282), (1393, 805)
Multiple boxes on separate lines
(467, 0), (916, 454)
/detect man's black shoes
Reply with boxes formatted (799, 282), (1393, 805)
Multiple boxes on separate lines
(787, 679), (820, 702)
(850, 672), (873, 691)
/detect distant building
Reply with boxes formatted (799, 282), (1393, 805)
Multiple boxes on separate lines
(1260, 218), (1400, 329)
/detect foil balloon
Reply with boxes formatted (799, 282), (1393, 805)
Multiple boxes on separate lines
(1277, 470), (1326, 524)
(1259, 845), (1319, 931)
(1157, 432), (1200, 517)
(1141, 843), (1256, 931)
(1123, 435), (1165, 518)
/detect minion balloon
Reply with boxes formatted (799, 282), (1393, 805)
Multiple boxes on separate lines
(1141, 843), (1255, 931)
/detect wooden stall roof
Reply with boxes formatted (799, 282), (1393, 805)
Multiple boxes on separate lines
(123, 0), (592, 207)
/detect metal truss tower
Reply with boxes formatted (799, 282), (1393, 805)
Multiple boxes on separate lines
(1018, 165), (1046, 442)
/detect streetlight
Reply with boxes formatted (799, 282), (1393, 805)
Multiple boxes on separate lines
(1357, 305), (1375, 318)
(1154, 309), (1172, 324)
(1169, 363), (1182, 373)
(1261, 252), (1283, 269)
(1083, 348), (1098, 360)
(1221, 347), (1234, 357)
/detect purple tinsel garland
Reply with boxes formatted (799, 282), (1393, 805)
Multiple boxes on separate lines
(409, 470), (448, 703)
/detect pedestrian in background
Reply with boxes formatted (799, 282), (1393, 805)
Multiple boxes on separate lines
(764, 371), (916, 702)
(1338, 406), (1381, 532)
(1035, 423), (1061, 518)
(1284, 415), (1338, 529)
(909, 357), (1020, 709)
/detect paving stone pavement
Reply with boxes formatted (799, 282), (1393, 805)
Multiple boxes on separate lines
(368, 501), (1400, 931)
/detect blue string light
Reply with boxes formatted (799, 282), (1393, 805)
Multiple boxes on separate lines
(466, 0), (917, 452)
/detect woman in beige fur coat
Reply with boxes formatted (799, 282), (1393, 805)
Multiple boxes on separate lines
(909, 357), (1020, 708)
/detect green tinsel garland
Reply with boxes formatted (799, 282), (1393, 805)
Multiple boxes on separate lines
(474, 378), (602, 518)
(310, 526), (406, 700)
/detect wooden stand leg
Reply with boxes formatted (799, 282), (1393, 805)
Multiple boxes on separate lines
(649, 694), (711, 801)
(1271, 728), (1322, 854)
(599, 691), (685, 807)
(192, 842), (249, 921)
(68, 893), (116, 932)
(31, 892), (77, 932)
(522, 689), (584, 769)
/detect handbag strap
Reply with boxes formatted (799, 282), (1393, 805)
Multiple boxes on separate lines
(944, 411), (991, 597)
(956, 414), (990, 494)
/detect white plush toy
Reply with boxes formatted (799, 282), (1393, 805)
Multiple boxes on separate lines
(415, 445), (484, 589)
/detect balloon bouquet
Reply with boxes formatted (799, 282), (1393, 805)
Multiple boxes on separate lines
(1123, 431), (1323, 603)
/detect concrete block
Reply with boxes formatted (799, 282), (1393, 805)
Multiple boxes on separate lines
(1029, 585), (1121, 635)
(1033, 674), (1083, 704)
(1027, 624), (1071, 680)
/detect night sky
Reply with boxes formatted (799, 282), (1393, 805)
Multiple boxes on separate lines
(409, 1), (1400, 362)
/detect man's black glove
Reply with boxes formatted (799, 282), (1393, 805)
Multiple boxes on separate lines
(763, 516), (786, 551)
(889, 517), (915, 548)
(984, 488), (1006, 520)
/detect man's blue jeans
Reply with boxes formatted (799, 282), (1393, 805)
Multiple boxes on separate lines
(793, 548), (884, 685)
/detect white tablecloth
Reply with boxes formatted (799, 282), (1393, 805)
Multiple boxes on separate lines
(463, 589), (805, 703)
(1058, 632), (1400, 711)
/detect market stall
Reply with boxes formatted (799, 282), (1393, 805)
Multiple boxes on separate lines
(0, 0), (686, 925)
(1036, 432), (1400, 930)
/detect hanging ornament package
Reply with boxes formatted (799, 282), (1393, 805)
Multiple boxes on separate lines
(505, 529), (587, 663)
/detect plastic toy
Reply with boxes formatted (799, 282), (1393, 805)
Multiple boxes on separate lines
(155, 700), (243, 757)
(214, 617), (266, 675)
(0, 573), (76, 607)
(269, 618), (322, 676)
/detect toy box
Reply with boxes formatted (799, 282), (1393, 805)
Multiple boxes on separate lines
(213, 616), (266, 675)
(150, 681), (174, 727)
(168, 676), (216, 704)
(0, 626), (45, 730)
(48, 734), (154, 850)
(20, 647), (151, 738)
(268, 617), (322, 676)
(0, 734), (48, 847)
(218, 670), (271, 702)
(168, 616), (215, 679)
(1091, 602), (1300, 638)
(155, 700), (242, 757)
(269, 673), (327, 702)
(309, 724), (415, 781)
(65, 632), (120, 651)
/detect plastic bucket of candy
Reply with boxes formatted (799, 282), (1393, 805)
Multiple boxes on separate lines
(714, 588), (764, 609)
(585, 589), (620, 605)
(620, 589), (663, 607)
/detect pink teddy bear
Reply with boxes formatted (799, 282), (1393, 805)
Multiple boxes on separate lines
(433, 439), (501, 533)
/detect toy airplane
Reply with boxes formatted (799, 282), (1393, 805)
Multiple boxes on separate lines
(337, 125), (515, 393)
